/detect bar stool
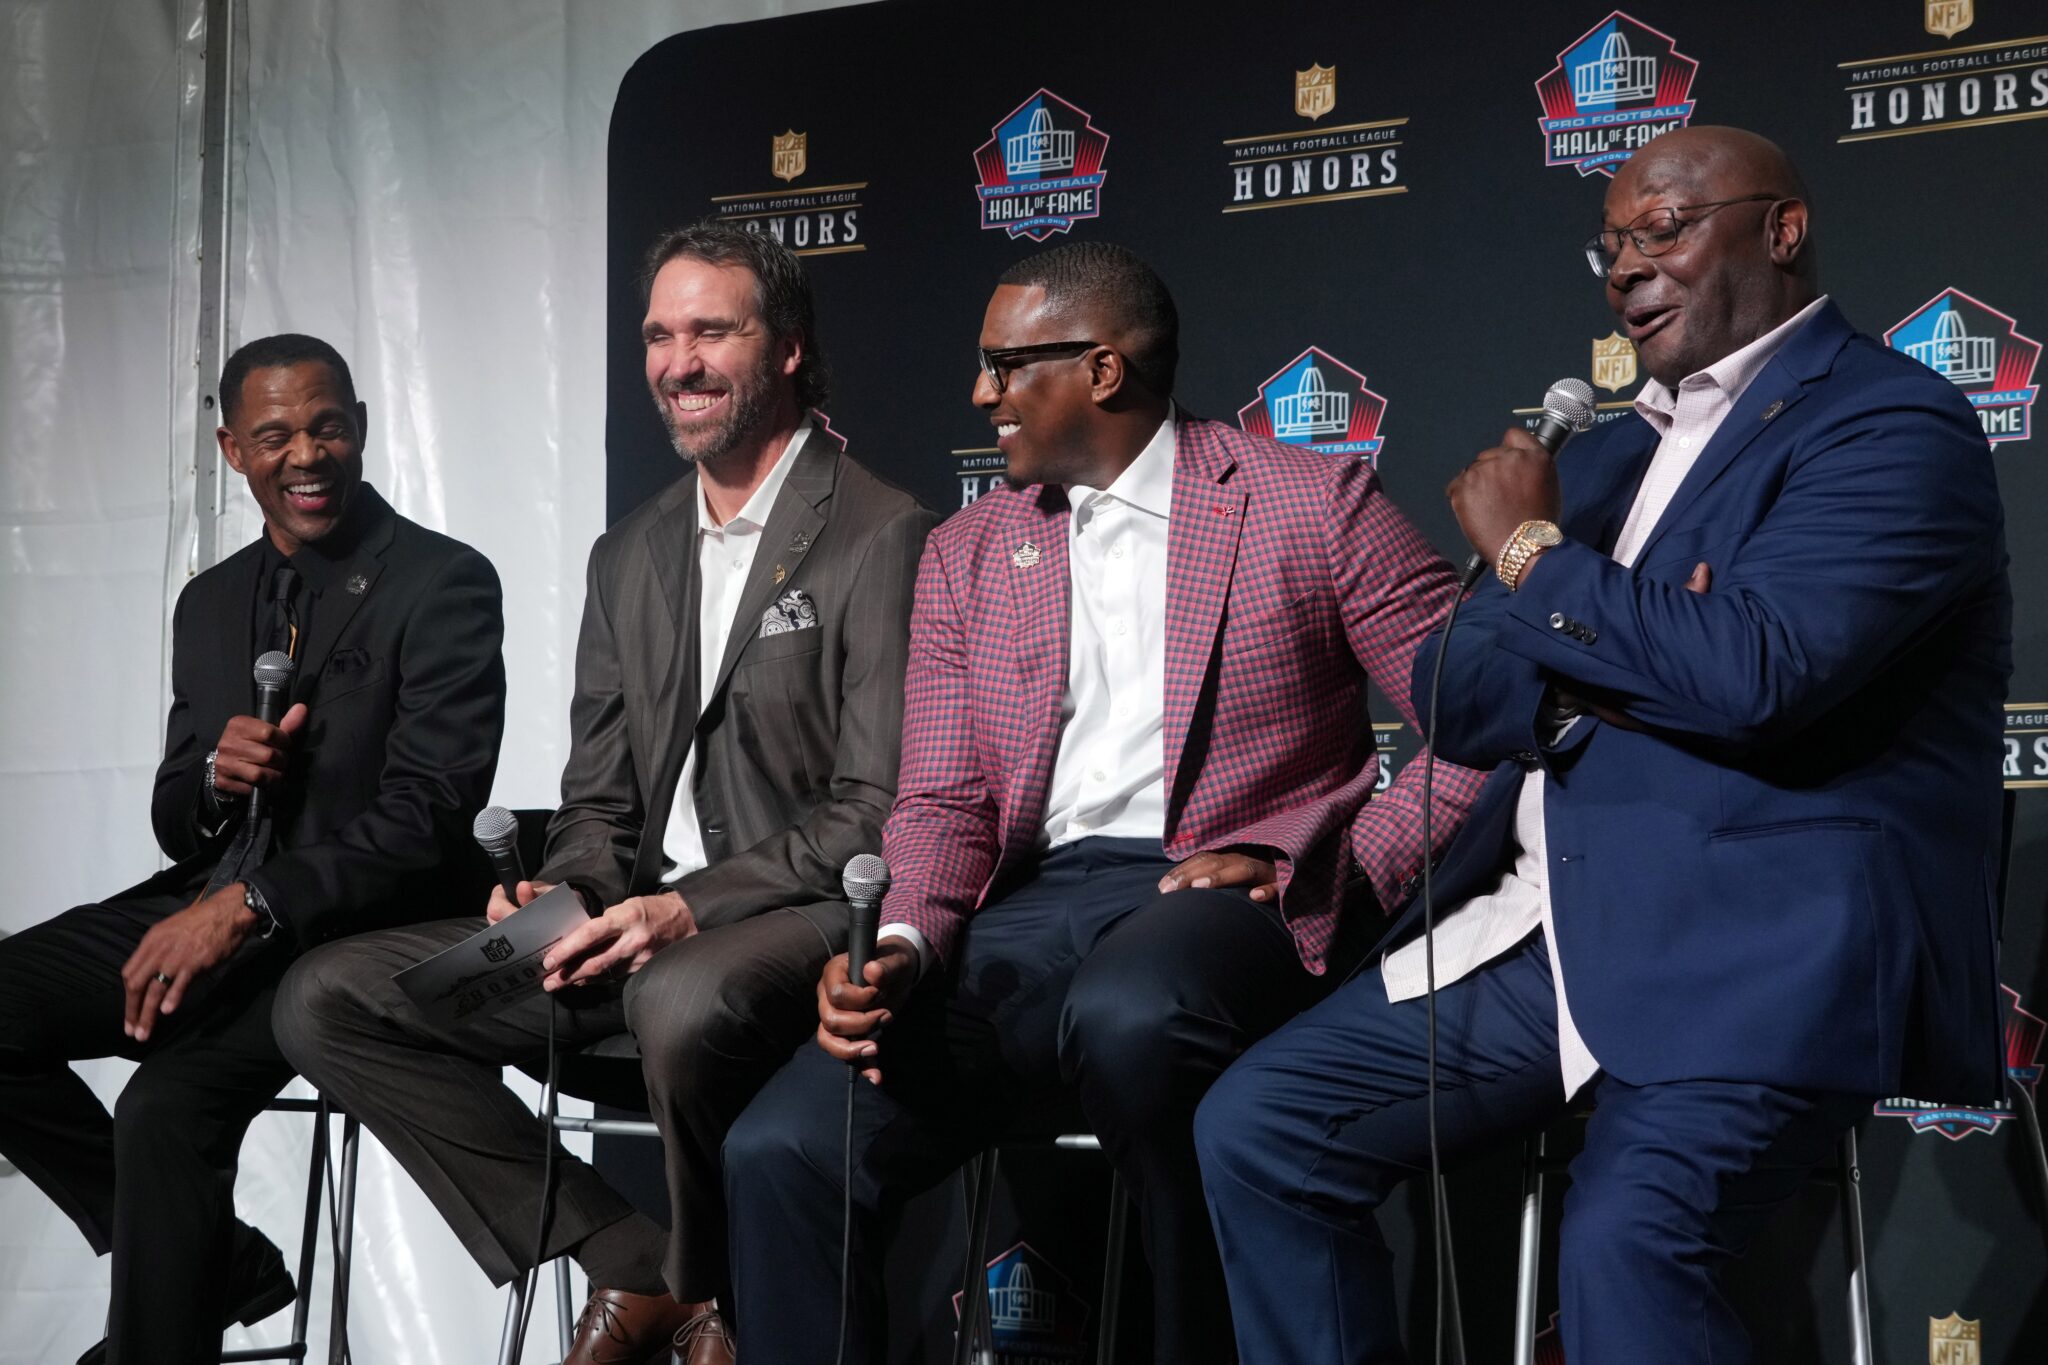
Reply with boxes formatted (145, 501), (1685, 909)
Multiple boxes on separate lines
(225, 1094), (361, 1365)
(952, 1133), (1131, 1365)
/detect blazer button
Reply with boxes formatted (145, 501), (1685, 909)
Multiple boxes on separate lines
(1549, 613), (1567, 630)
(1511, 749), (1538, 765)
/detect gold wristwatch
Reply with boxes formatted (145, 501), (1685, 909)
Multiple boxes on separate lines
(1496, 520), (1563, 592)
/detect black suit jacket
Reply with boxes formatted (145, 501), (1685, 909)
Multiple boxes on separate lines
(130, 484), (507, 945)
(538, 426), (935, 929)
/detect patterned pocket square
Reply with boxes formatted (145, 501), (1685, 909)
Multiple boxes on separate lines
(759, 587), (820, 637)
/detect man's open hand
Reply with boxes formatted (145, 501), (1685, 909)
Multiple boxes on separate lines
(121, 883), (259, 1042)
(539, 891), (697, 991)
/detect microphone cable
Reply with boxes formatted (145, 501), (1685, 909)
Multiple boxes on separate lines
(835, 1049), (857, 1365)
(1417, 555), (1488, 1365)
(513, 993), (560, 1357)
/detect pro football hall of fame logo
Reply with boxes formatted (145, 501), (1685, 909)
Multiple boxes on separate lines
(1875, 986), (2045, 1138)
(951, 1242), (1091, 1362)
(974, 90), (1110, 241)
(1238, 348), (1388, 465)
(709, 130), (864, 256)
(1535, 11), (1700, 177)
(1886, 287), (2041, 444)
(1222, 66), (1405, 214)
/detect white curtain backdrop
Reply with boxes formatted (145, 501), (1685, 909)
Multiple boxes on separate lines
(0, 1), (870, 1360)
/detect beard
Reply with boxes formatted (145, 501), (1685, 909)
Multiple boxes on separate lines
(651, 353), (779, 465)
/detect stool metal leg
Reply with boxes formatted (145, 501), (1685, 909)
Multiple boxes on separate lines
(1836, 1128), (1874, 1365)
(497, 1271), (531, 1365)
(1095, 1172), (1129, 1365)
(556, 1257), (576, 1358)
(288, 1100), (330, 1358)
(325, 1114), (359, 1365)
(953, 1150), (1000, 1365)
(1512, 1134), (1546, 1365)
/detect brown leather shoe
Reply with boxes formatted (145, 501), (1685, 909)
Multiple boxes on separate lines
(565, 1287), (699, 1365)
(672, 1305), (736, 1365)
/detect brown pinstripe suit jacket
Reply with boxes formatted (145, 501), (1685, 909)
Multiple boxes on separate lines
(536, 426), (935, 930)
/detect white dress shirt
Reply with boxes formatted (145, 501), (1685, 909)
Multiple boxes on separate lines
(659, 419), (811, 885)
(879, 411), (1178, 974)
(1381, 297), (1830, 1097)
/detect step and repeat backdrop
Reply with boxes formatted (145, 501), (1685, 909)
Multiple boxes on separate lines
(602, 1), (2048, 1360)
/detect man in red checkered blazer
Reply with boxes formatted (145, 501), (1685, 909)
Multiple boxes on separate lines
(726, 242), (1485, 1362)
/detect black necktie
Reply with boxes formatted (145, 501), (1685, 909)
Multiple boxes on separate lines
(269, 564), (302, 660)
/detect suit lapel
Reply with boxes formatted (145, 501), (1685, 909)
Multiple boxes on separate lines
(1632, 300), (1850, 562)
(292, 490), (398, 695)
(704, 428), (836, 710)
(1163, 420), (1244, 805)
(641, 474), (701, 806)
(1006, 485), (1073, 722)
(1567, 429), (1657, 555)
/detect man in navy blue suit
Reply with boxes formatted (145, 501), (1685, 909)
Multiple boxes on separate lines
(1195, 125), (2011, 1365)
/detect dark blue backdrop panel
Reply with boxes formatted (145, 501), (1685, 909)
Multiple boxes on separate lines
(599, 2), (2048, 1361)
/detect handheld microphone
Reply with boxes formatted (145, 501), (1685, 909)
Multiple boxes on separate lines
(1459, 377), (1599, 590)
(841, 854), (890, 987)
(472, 805), (527, 904)
(246, 651), (296, 823)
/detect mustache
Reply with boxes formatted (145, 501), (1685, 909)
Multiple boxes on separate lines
(657, 375), (727, 397)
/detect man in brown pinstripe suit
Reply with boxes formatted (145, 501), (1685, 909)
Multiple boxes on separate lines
(275, 224), (934, 1365)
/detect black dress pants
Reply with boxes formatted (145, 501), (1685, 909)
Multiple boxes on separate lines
(724, 837), (1356, 1365)
(0, 892), (295, 1365)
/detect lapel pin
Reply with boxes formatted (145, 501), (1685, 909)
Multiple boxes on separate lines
(346, 573), (370, 595)
(1760, 399), (1784, 421)
(1216, 505), (1237, 516)
(1012, 541), (1042, 568)
(772, 563), (787, 585)
(788, 531), (812, 555)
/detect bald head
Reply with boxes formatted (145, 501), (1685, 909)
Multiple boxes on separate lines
(1600, 126), (1817, 385)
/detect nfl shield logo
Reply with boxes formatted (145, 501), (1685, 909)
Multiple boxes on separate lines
(1925, 1), (1973, 38)
(1929, 1312), (1980, 1365)
(1295, 65), (1336, 121)
(772, 130), (807, 182)
(1592, 332), (1638, 392)
(481, 935), (514, 964)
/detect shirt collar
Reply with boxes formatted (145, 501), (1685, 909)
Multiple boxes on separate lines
(696, 417), (811, 535)
(1635, 294), (1830, 423)
(1070, 407), (1177, 521)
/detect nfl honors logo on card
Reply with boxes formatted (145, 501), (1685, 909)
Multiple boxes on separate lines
(1886, 288), (2041, 444)
(975, 90), (1110, 241)
(1535, 11), (1700, 177)
(1238, 348), (1389, 465)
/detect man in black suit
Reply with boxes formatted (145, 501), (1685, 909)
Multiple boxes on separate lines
(276, 224), (932, 1365)
(0, 333), (507, 1365)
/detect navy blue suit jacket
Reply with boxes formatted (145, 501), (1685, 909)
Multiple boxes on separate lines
(1399, 301), (2011, 1102)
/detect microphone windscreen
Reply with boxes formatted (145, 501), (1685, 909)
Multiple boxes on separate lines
(252, 650), (296, 688)
(842, 854), (890, 904)
(1543, 378), (1598, 434)
(472, 805), (519, 855)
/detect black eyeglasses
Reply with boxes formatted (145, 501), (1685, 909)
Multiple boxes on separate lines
(1583, 194), (1782, 279)
(977, 340), (1099, 395)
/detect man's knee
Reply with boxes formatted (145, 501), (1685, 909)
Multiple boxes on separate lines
(722, 1059), (839, 1197)
(270, 942), (376, 1074)
(1059, 952), (1219, 1109)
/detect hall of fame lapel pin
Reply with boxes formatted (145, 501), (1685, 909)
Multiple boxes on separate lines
(1760, 399), (1785, 421)
(1012, 541), (1042, 569)
(346, 574), (370, 595)
(787, 531), (812, 556)
(772, 563), (787, 585)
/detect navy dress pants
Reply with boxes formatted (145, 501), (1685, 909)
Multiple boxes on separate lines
(1194, 934), (1873, 1365)
(724, 838), (1351, 1364)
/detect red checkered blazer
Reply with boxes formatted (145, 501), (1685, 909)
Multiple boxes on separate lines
(881, 417), (1487, 973)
